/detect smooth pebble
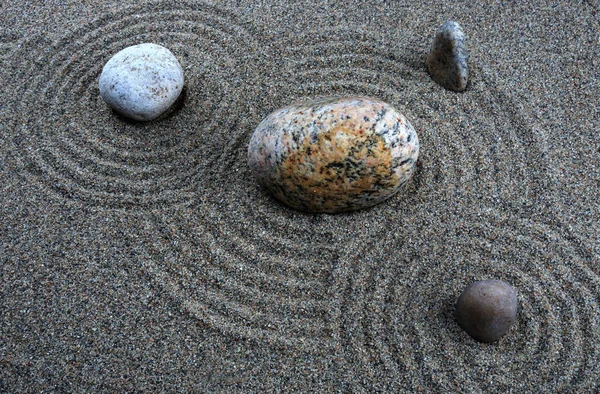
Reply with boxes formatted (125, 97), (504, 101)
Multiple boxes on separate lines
(455, 279), (518, 343)
(248, 96), (419, 213)
(99, 43), (184, 121)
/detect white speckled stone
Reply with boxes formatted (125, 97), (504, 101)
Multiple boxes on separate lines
(248, 97), (420, 213)
(427, 21), (469, 92)
(99, 43), (184, 121)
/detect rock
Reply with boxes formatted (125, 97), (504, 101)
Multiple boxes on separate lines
(455, 280), (518, 343)
(248, 96), (420, 213)
(427, 20), (469, 92)
(99, 43), (184, 121)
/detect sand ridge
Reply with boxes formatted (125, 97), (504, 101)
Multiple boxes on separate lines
(1, 0), (599, 391)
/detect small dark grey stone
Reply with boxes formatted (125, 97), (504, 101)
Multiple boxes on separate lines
(427, 20), (469, 92)
(455, 279), (518, 343)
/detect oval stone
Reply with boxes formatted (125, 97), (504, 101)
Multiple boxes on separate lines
(248, 97), (420, 213)
(99, 43), (184, 121)
(455, 280), (518, 343)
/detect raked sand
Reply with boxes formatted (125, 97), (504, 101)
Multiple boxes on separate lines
(1, 0), (599, 391)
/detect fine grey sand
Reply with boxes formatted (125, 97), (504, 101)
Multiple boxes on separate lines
(1, 0), (599, 391)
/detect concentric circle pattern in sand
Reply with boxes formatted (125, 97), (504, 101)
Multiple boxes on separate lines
(138, 202), (347, 350)
(129, 25), (566, 356)
(2, 1), (262, 209)
(334, 206), (600, 391)
(264, 27), (551, 214)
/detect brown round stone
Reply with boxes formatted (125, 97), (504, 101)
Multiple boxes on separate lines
(455, 279), (518, 343)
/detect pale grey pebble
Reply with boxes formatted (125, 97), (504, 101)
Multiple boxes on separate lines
(99, 43), (184, 121)
(427, 20), (469, 92)
(455, 279), (518, 343)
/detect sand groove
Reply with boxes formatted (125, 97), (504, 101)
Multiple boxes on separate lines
(2, 1), (262, 209)
(130, 24), (569, 356)
(334, 206), (600, 391)
(138, 204), (343, 350)
(2, 5), (596, 390)
(262, 26), (551, 215)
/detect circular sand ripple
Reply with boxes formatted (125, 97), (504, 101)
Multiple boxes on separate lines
(129, 27), (424, 349)
(334, 206), (600, 391)
(264, 27), (551, 215)
(2, 1), (262, 209)
(132, 25), (562, 353)
(138, 202), (345, 350)
(0, 29), (23, 61)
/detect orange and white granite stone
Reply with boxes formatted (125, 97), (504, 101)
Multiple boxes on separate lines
(248, 97), (419, 213)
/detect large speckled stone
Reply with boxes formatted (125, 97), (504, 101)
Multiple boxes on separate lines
(456, 280), (518, 343)
(248, 97), (420, 213)
(427, 21), (469, 92)
(99, 43), (184, 121)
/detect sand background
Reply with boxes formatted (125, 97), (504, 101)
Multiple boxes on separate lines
(1, 0), (599, 391)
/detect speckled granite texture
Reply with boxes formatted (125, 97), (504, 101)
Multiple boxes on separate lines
(248, 97), (419, 213)
(1, 0), (599, 392)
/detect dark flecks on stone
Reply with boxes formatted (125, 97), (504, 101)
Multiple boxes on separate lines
(455, 279), (518, 343)
(247, 97), (420, 213)
(428, 20), (469, 92)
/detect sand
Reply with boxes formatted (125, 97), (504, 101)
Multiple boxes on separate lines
(1, 0), (599, 391)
